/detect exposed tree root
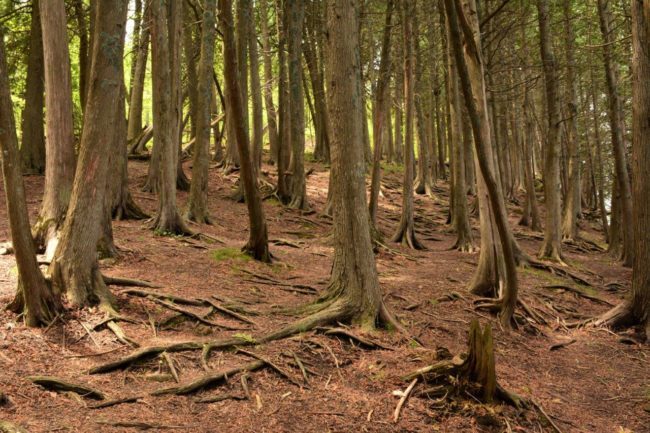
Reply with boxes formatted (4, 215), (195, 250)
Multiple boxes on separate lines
(317, 327), (392, 350)
(89, 395), (142, 409)
(103, 275), (160, 288)
(195, 393), (246, 403)
(148, 297), (246, 330)
(236, 349), (302, 387)
(150, 212), (193, 237)
(27, 376), (106, 400)
(112, 194), (149, 221)
(544, 284), (612, 305)
(152, 360), (266, 396)
(528, 260), (594, 287)
(95, 420), (188, 430)
(391, 221), (425, 250)
(402, 320), (525, 408)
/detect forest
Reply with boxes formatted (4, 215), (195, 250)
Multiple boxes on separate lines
(0, 0), (648, 431)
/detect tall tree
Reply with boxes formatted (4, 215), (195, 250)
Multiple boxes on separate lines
(247, 0), (264, 171)
(597, 0), (635, 267)
(48, 0), (129, 309)
(446, 0), (519, 327)
(127, 3), (150, 144)
(560, 0), (581, 240)
(287, 0), (309, 210)
(368, 0), (394, 226)
(596, 0), (649, 340)
(34, 0), (77, 255)
(392, 0), (423, 250)
(20, 3), (45, 175)
(186, 0), (217, 224)
(0, 29), (59, 327)
(150, 0), (191, 235)
(259, 0), (279, 164)
(537, 0), (564, 262)
(219, 0), (271, 262)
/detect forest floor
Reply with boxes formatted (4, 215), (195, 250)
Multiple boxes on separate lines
(0, 157), (648, 433)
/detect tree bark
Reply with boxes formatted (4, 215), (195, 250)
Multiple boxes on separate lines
(150, 0), (191, 235)
(247, 0), (264, 171)
(186, 0), (217, 224)
(596, 0), (649, 340)
(368, 0), (394, 226)
(260, 0), (279, 164)
(597, 0), (634, 267)
(20, 3), (46, 175)
(447, 0), (518, 327)
(219, 0), (271, 262)
(34, 0), (77, 256)
(127, 3), (151, 145)
(536, 0), (564, 262)
(391, 0), (423, 250)
(0, 30), (59, 327)
(287, 0), (309, 210)
(48, 0), (129, 310)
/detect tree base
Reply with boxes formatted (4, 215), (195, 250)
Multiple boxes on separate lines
(113, 194), (149, 221)
(151, 211), (193, 237)
(391, 222), (425, 250)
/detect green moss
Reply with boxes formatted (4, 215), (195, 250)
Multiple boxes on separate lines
(233, 333), (256, 343)
(210, 247), (251, 262)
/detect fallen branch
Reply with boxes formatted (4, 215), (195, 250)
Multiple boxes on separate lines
(95, 420), (189, 430)
(149, 297), (244, 330)
(393, 378), (418, 423)
(103, 275), (160, 288)
(236, 349), (302, 387)
(195, 393), (246, 404)
(89, 395), (142, 409)
(319, 327), (392, 350)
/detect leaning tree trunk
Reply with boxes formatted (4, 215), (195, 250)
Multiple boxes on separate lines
(287, 0), (309, 210)
(596, 0), (649, 339)
(186, 0), (217, 225)
(0, 31), (59, 327)
(48, 0), (129, 310)
(219, 0), (271, 262)
(597, 0), (634, 267)
(150, 0), (191, 235)
(20, 3), (46, 175)
(34, 0), (77, 256)
(447, 0), (519, 327)
(392, 0), (423, 250)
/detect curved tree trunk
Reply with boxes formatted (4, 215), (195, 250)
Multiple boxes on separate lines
(34, 0), (77, 256)
(186, 0), (217, 224)
(0, 31), (59, 327)
(447, 0), (518, 327)
(49, 0), (129, 310)
(20, 3), (46, 175)
(219, 0), (271, 262)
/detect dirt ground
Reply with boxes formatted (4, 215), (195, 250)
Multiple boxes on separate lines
(0, 158), (647, 433)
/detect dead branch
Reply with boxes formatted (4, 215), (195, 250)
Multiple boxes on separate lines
(27, 376), (106, 400)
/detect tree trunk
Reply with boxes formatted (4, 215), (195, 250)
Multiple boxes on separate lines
(414, 12), (434, 198)
(0, 30), (59, 327)
(219, 0), (271, 262)
(447, 0), (519, 327)
(287, 0), (309, 210)
(596, 0), (649, 340)
(597, 0), (634, 267)
(34, 0), (77, 256)
(73, 0), (90, 114)
(150, 0), (191, 235)
(186, 0), (217, 224)
(560, 0), (581, 241)
(446, 12), (473, 252)
(276, 0), (290, 201)
(48, 0), (128, 310)
(590, 66), (609, 242)
(127, 3), (151, 145)
(536, 0), (564, 262)
(247, 0), (264, 171)
(184, 12), (199, 141)
(260, 0), (279, 164)
(369, 0), (394, 226)
(391, 0), (423, 250)
(20, 3), (46, 175)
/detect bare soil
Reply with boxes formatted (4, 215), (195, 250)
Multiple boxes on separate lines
(0, 159), (647, 433)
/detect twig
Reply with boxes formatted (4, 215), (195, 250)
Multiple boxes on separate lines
(531, 399), (564, 433)
(393, 378), (418, 423)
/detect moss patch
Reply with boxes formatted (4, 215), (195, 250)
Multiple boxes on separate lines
(210, 247), (251, 262)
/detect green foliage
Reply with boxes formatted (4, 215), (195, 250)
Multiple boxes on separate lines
(233, 333), (256, 343)
(381, 161), (404, 174)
